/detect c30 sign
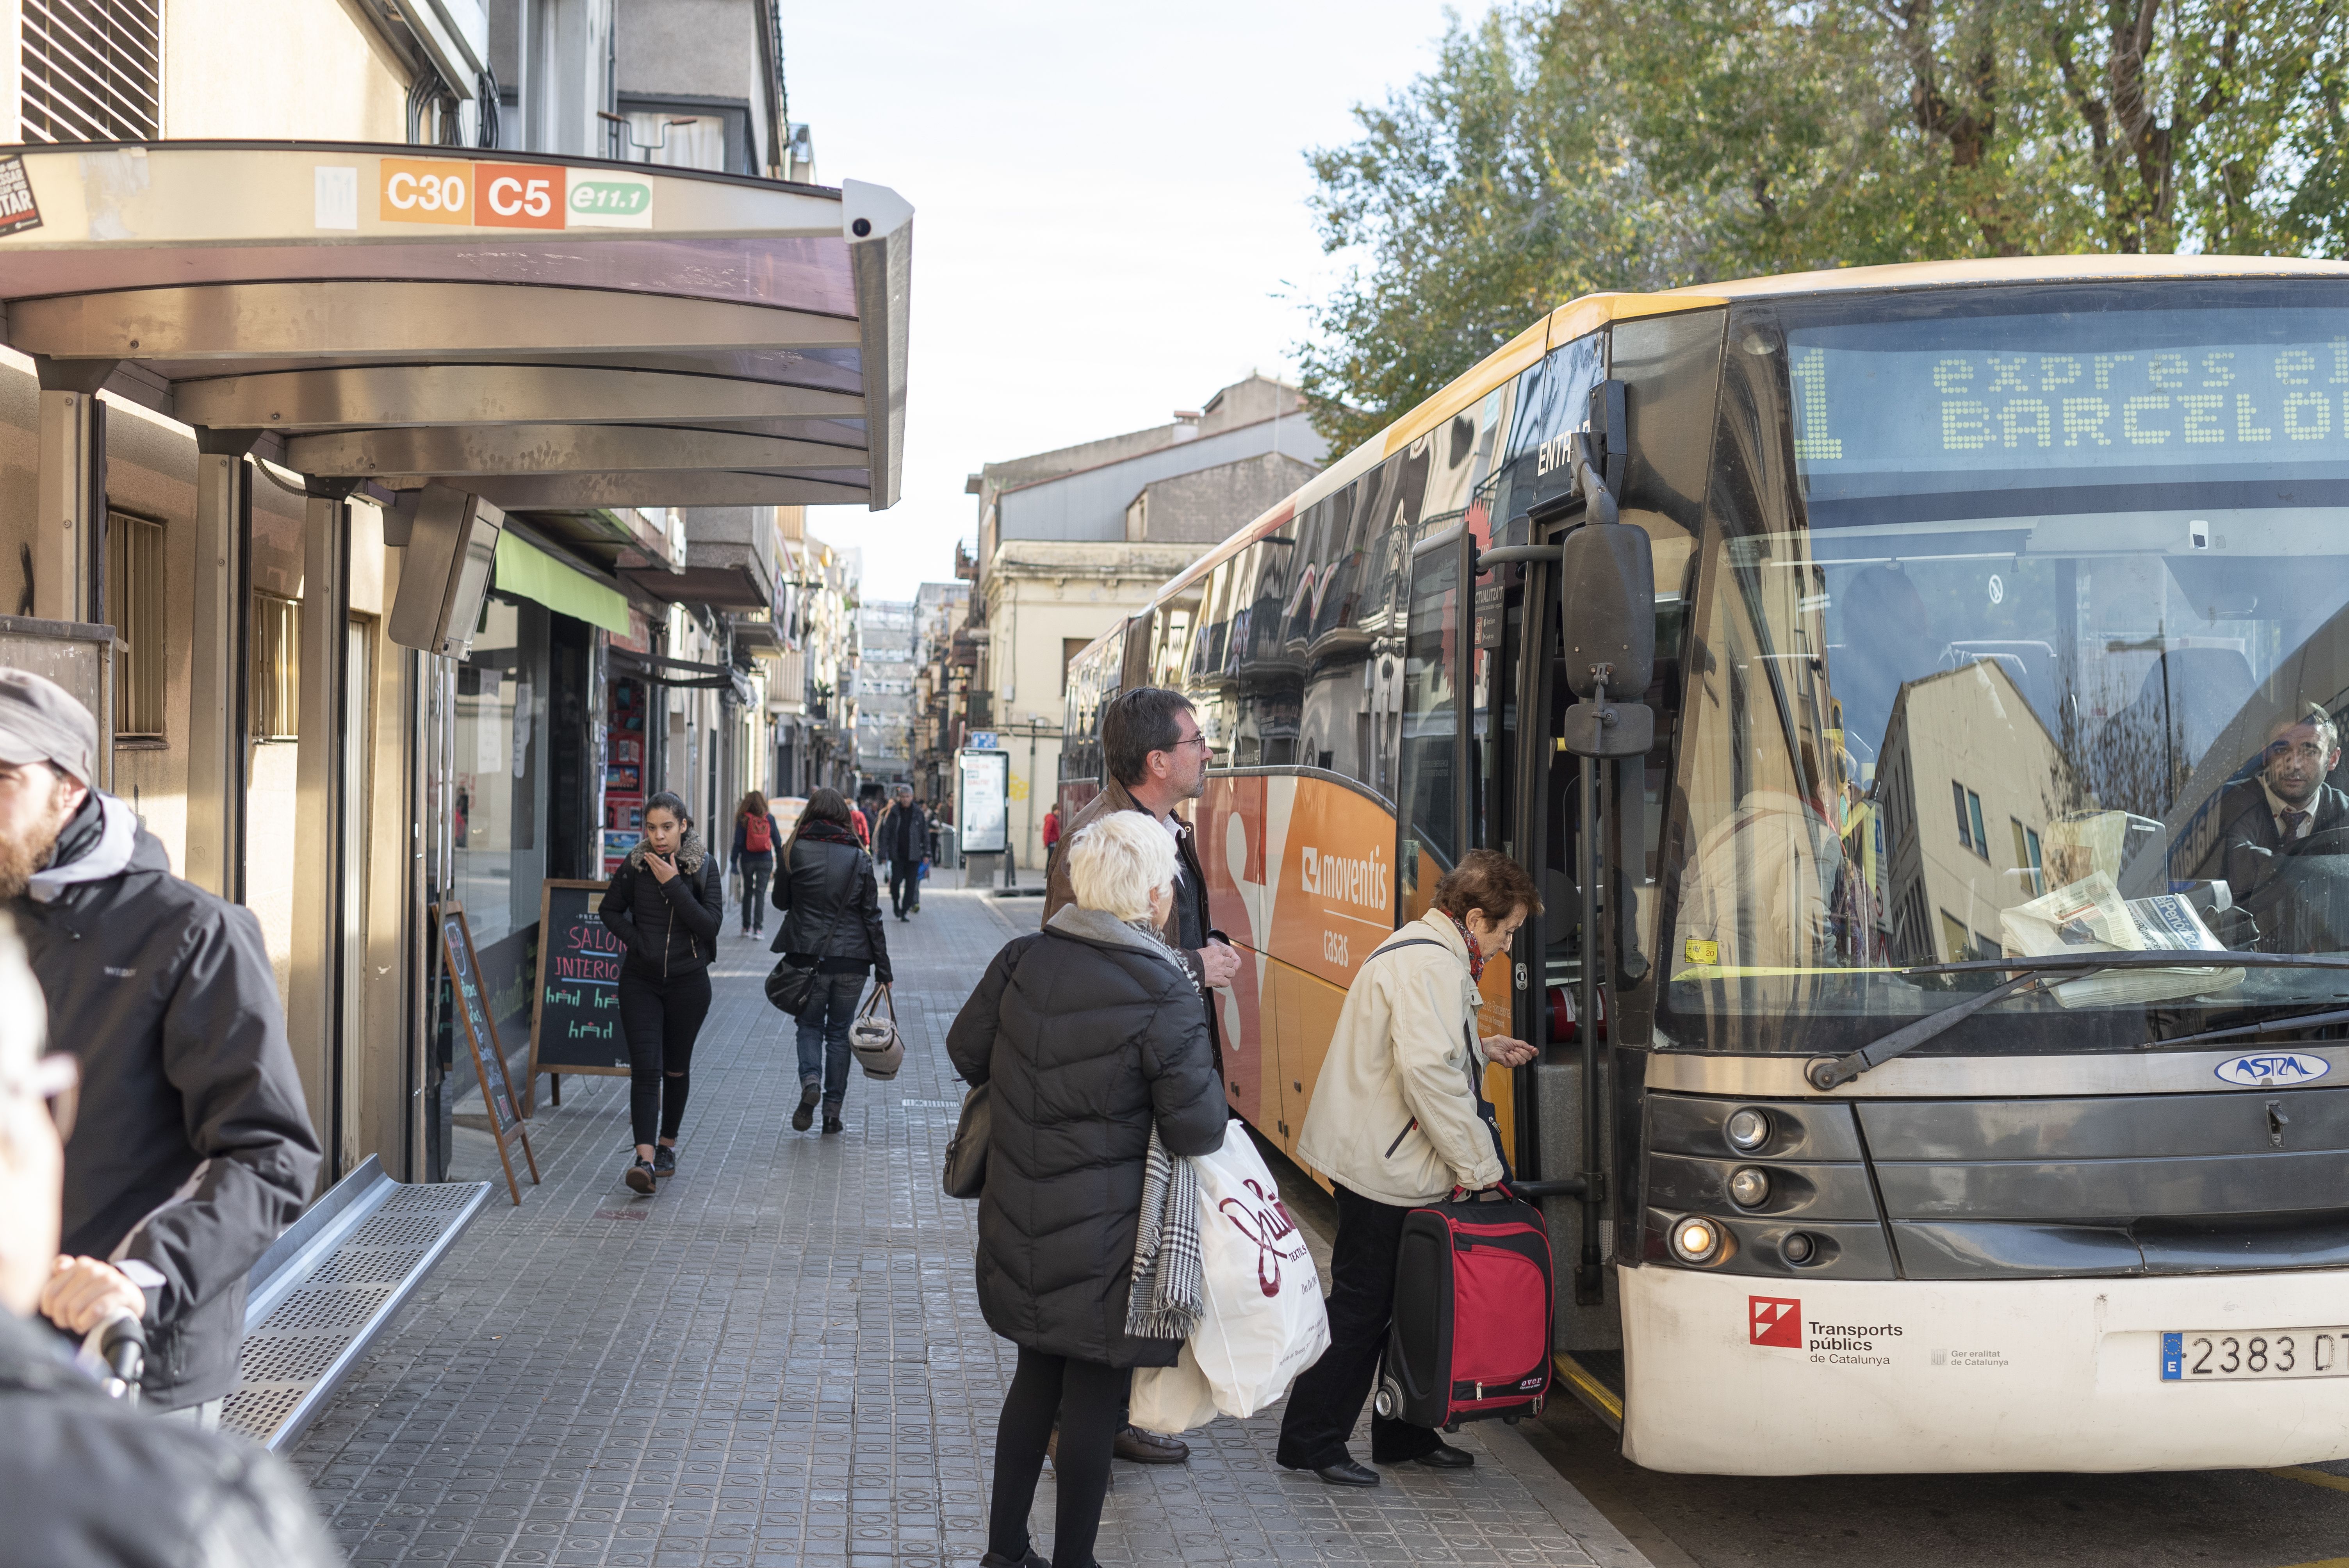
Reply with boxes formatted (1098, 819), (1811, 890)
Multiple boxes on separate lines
(376, 159), (651, 230)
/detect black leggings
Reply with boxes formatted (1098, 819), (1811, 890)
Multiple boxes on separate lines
(987, 1348), (1127, 1568)
(617, 966), (712, 1148)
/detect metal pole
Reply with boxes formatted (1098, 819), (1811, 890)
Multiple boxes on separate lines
(187, 432), (255, 898)
(1576, 749), (1605, 1305)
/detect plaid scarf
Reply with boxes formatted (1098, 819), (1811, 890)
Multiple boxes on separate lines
(1125, 1123), (1203, 1340)
(1445, 910), (1488, 981)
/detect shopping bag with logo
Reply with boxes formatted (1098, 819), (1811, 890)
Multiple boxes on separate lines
(1129, 1342), (1220, 1435)
(1189, 1124), (1330, 1418)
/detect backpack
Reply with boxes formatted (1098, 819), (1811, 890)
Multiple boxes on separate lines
(745, 814), (773, 853)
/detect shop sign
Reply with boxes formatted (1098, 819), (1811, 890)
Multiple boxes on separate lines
(376, 159), (655, 231)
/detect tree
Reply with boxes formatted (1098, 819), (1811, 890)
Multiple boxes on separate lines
(1299, 0), (2349, 446)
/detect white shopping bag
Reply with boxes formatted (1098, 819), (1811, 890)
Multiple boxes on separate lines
(1190, 1124), (1330, 1418)
(1129, 1342), (1219, 1435)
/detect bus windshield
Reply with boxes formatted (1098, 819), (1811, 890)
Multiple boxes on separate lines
(1662, 282), (2349, 1054)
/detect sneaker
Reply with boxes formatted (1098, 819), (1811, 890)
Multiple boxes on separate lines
(653, 1145), (677, 1178)
(791, 1085), (818, 1132)
(624, 1158), (655, 1194)
(822, 1111), (845, 1135)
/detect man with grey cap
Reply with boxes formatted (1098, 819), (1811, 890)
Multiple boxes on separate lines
(0, 668), (320, 1421)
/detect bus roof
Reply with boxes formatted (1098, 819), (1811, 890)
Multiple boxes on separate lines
(1073, 254), (2349, 669)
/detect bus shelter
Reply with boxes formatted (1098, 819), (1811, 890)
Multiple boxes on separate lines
(0, 141), (911, 1181)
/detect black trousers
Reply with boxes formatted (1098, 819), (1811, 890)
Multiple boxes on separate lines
(988, 1348), (1128, 1568)
(616, 966), (712, 1149)
(1274, 1183), (1442, 1468)
(737, 852), (773, 931)
(889, 859), (920, 916)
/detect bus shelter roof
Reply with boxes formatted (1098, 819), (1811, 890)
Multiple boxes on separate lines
(0, 141), (911, 510)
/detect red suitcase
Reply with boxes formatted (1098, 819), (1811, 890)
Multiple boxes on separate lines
(1373, 1187), (1554, 1430)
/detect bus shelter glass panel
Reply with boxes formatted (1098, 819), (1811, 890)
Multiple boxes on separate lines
(1663, 283), (2349, 1055)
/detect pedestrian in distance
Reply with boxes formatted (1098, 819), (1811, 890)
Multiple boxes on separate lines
(599, 790), (725, 1194)
(0, 922), (339, 1567)
(771, 787), (891, 1134)
(1041, 803), (1062, 882)
(730, 789), (785, 939)
(1275, 848), (1541, 1486)
(948, 812), (1227, 1568)
(0, 669), (322, 1422)
(876, 782), (929, 920)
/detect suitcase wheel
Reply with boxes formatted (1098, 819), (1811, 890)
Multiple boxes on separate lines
(1373, 1384), (1399, 1420)
(1442, 1422), (1459, 1434)
(1502, 1414), (1518, 1425)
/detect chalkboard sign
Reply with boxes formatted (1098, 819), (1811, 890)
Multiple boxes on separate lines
(528, 878), (626, 1111)
(438, 901), (540, 1206)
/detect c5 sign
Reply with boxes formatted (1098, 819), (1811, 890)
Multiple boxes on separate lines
(374, 159), (654, 232)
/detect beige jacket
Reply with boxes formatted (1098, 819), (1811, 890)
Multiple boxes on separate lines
(1294, 911), (1504, 1206)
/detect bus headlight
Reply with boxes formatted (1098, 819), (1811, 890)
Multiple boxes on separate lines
(1728, 1167), (1771, 1209)
(1725, 1107), (1770, 1151)
(1668, 1215), (1723, 1265)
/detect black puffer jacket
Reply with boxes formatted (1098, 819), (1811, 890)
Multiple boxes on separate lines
(0, 1311), (338, 1567)
(12, 792), (321, 1411)
(946, 905), (1226, 1367)
(598, 829), (725, 978)
(769, 821), (891, 981)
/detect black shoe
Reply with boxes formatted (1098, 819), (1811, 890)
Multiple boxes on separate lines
(791, 1086), (818, 1132)
(979, 1548), (1050, 1567)
(653, 1145), (676, 1178)
(624, 1158), (655, 1194)
(1311, 1459), (1380, 1487)
(1114, 1424), (1189, 1464)
(1412, 1441), (1474, 1470)
(822, 1111), (844, 1134)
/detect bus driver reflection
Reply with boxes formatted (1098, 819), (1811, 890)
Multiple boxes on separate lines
(2198, 708), (2349, 931)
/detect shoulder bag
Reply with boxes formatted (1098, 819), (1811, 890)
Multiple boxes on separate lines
(943, 1082), (989, 1198)
(849, 985), (904, 1079)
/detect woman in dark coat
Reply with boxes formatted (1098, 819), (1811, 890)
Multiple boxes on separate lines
(770, 787), (891, 1134)
(597, 790), (726, 1192)
(947, 812), (1225, 1568)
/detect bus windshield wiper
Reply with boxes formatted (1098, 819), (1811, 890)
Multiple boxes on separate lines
(2153, 1005), (2349, 1052)
(1805, 952), (2349, 1090)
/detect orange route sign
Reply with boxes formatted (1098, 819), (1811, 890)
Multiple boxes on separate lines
(378, 157), (472, 225)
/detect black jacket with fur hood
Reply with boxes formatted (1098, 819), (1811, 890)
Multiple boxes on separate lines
(599, 828), (726, 979)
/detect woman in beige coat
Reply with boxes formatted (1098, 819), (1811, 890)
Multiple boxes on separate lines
(1277, 849), (1541, 1486)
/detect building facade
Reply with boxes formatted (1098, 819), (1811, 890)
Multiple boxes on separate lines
(855, 599), (918, 784)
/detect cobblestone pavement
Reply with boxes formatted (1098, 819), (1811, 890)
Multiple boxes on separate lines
(289, 890), (1647, 1568)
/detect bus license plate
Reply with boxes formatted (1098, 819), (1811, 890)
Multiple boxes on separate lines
(2162, 1329), (2349, 1381)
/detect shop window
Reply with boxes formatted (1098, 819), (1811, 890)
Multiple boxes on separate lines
(21, 0), (160, 144)
(107, 511), (164, 739)
(250, 592), (301, 741)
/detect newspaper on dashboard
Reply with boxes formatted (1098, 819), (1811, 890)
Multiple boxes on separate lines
(1997, 871), (2244, 1008)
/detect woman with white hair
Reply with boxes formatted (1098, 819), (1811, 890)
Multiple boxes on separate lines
(948, 811), (1227, 1568)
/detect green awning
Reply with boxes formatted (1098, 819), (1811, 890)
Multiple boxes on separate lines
(494, 531), (630, 635)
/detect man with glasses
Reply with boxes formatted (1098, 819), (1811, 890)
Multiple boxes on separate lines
(1040, 686), (1239, 1472)
(0, 923), (335, 1563)
(0, 670), (319, 1424)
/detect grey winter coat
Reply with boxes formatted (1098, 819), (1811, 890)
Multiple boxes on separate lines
(945, 905), (1226, 1367)
(11, 792), (323, 1412)
(0, 1310), (338, 1568)
(599, 829), (726, 979)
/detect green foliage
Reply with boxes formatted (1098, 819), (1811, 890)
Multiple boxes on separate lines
(1299, 0), (2349, 447)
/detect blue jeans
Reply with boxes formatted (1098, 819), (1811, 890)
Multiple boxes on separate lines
(795, 970), (868, 1108)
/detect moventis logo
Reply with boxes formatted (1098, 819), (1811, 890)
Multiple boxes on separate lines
(1750, 1295), (1802, 1349)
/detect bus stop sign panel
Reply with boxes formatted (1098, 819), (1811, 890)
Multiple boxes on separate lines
(957, 748), (1009, 855)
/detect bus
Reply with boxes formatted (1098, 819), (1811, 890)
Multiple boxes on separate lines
(1060, 255), (2349, 1474)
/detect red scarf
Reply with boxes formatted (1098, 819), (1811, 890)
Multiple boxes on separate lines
(1444, 911), (1487, 981)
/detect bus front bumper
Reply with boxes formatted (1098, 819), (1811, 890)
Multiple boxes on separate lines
(1620, 1263), (2349, 1474)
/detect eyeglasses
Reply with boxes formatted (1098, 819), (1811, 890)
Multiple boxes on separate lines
(6, 1051), (78, 1142)
(1160, 732), (1210, 754)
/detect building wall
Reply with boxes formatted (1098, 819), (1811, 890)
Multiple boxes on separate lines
(164, 0), (411, 141)
(1126, 451), (1322, 544)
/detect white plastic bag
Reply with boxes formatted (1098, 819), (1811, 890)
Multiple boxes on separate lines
(1190, 1124), (1330, 1418)
(1129, 1342), (1219, 1435)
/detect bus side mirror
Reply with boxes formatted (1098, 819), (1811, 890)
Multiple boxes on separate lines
(1559, 522), (1655, 758)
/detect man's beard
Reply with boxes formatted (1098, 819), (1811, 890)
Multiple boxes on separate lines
(0, 781), (75, 900)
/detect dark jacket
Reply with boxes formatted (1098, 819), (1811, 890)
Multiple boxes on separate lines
(875, 800), (929, 865)
(2194, 779), (2349, 948)
(12, 793), (322, 1412)
(945, 905), (1226, 1367)
(730, 812), (784, 869)
(1043, 776), (1225, 1071)
(770, 820), (891, 980)
(0, 1312), (338, 1568)
(599, 828), (726, 979)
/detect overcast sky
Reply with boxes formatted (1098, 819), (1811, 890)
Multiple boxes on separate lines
(783, 2), (1486, 600)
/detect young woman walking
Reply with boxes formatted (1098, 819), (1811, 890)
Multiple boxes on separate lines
(731, 790), (784, 938)
(770, 787), (890, 1134)
(598, 791), (726, 1193)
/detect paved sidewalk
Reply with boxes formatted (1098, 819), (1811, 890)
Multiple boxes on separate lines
(289, 890), (1644, 1568)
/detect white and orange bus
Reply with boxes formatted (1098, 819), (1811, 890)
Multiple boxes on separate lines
(1063, 255), (2349, 1474)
